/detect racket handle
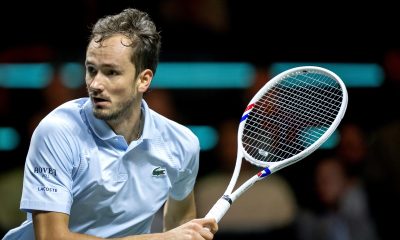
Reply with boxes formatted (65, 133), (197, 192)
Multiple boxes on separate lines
(205, 195), (232, 223)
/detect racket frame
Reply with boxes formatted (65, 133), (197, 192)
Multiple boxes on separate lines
(205, 66), (348, 223)
(241, 66), (348, 171)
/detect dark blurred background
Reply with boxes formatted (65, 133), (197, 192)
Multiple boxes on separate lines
(1, 1), (399, 240)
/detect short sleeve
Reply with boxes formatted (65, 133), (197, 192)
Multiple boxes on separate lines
(20, 117), (77, 214)
(169, 138), (200, 201)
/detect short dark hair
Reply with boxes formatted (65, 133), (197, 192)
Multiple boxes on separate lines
(90, 8), (161, 76)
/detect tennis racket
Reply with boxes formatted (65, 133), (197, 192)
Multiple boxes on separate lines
(205, 65), (348, 223)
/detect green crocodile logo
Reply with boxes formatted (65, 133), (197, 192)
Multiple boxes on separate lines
(152, 167), (166, 177)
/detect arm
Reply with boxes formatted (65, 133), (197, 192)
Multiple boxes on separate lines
(33, 211), (106, 240)
(33, 209), (217, 240)
(163, 191), (197, 231)
(33, 211), (172, 240)
(163, 191), (218, 239)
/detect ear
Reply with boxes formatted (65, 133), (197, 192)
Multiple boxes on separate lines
(137, 69), (153, 93)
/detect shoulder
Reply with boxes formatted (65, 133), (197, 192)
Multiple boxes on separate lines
(151, 110), (199, 144)
(149, 109), (200, 156)
(27, 99), (89, 165)
(33, 98), (88, 140)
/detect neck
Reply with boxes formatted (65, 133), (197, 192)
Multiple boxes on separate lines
(132, 111), (144, 141)
(108, 107), (143, 143)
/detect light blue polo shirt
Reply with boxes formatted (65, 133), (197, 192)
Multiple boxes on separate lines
(3, 98), (200, 239)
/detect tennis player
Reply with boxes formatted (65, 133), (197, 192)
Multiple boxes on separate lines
(2, 8), (217, 240)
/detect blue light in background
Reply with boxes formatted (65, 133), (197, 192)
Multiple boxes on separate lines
(187, 124), (339, 151)
(0, 62), (384, 89)
(270, 62), (384, 87)
(0, 63), (53, 88)
(320, 130), (340, 149)
(186, 125), (219, 151)
(0, 127), (20, 151)
(60, 62), (85, 88)
(152, 62), (255, 88)
(300, 126), (340, 150)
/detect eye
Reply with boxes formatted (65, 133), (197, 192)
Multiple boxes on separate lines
(106, 69), (119, 76)
(86, 66), (97, 76)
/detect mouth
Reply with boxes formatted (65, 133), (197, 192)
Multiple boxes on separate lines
(91, 96), (110, 107)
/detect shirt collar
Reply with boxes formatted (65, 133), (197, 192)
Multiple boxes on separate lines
(83, 98), (157, 141)
(140, 99), (157, 140)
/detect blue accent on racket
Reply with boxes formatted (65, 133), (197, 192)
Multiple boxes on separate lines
(257, 168), (272, 178)
(240, 113), (249, 122)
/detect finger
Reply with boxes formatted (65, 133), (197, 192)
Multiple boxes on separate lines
(193, 217), (216, 226)
(199, 218), (218, 234)
(199, 227), (214, 240)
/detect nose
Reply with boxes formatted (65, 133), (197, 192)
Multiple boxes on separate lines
(87, 73), (105, 93)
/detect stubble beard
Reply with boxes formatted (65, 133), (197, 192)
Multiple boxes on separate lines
(92, 96), (136, 121)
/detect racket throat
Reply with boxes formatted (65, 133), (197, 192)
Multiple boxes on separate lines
(221, 194), (233, 205)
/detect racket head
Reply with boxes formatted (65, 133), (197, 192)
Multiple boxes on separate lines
(238, 66), (348, 170)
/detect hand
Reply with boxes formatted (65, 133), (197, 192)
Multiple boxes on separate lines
(164, 218), (218, 240)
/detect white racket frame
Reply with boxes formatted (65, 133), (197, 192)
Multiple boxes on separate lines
(205, 66), (348, 223)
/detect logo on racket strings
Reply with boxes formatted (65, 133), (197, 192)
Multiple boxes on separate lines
(258, 149), (269, 157)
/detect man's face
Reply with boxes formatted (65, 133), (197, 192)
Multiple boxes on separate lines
(85, 34), (139, 121)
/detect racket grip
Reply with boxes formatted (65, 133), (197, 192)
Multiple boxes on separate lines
(205, 196), (232, 223)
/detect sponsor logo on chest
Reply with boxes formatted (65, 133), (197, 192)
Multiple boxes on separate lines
(152, 166), (166, 177)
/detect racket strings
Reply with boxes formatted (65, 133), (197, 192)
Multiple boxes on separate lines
(269, 75), (343, 121)
(242, 71), (344, 163)
(247, 82), (338, 149)
(250, 85), (340, 139)
(279, 81), (342, 118)
(252, 74), (340, 159)
(250, 92), (337, 159)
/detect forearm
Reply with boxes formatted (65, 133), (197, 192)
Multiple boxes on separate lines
(35, 230), (171, 240)
(163, 192), (197, 231)
(163, 206), (196, 231)
(33, 211), (168, 240)
(83, 232), (164, 240)
(33, 210), (216, 240)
